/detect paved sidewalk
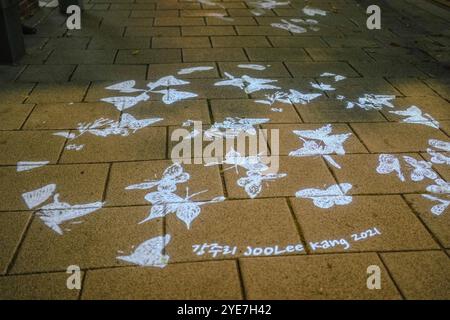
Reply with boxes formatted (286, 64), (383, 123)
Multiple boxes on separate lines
(0, 0), (449, 299)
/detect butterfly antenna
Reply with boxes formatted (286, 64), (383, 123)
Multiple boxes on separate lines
(187, 189), (208, 200)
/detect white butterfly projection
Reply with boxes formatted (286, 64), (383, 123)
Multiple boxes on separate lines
(290, 18), (320, 31)
(101, 76), (198, 110)
(37, 194), (103, 235)
(214, 72), (280, 94)
(16, 161), (49, 172)
(389, 106), (439, 129)
(22, 183), (56, 209)
(423, 179), (450, 216)
(237, 170), (287, 199)
(320, 73), (346, 82)
(142, 189), (225, 228)
(117, 235), (171, 268)
(426, 179), (450, 195)
(289, 124), (351, 169)
(295, 183), (353, 209)
(126, 163), (190, 193)
(427, 139), (450, 165)
(310, 82), (336, 91)
(250, 0), (290, 10)
(255, 90), (322, 106)
(271, 19), (307, 34)
(205, 148), (269, 173)
(403, 156), (438, 182)
(203, 117), (270, 140)
(376, 154), (405, 181)
(303, 6), (327, 16)
(237, 64), (267, 71)
(421, 195), (450, 216)
(346, 94), (395, 110)
(177, 66), (214, 75)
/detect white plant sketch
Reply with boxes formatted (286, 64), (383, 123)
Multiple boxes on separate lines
(295, 183), (353, 209)
(214, 72), (280, 94)
(303, 6), (327, 16)
(117, 235), (171, 268)
(203, 117), (270, 140)
(237, 170), (287, 198)
(37, 194), (103, 235)
(177, 66), (214, 75)
(22, 184), (56, 209)
(402, 156), (437, 182)
(376, 154), (405, 181)
(389, 106), (439, 129)
(142, 189), (225, 228)
(126, 163), (190, 193)
(16, 161), (49, 172)
(289, 124), (351, 169)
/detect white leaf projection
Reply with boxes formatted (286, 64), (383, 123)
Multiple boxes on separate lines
(117, 235), (171, 268)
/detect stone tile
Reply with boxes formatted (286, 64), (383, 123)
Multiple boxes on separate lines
(71, 65), (147, 81)
(18, 49), (52, 65)
(129, 9), (178, 18)
(60, 126), (166, 163)
(351, 60), (427, 78)
(0, 212), (31, 274)
(247, 77), (318, 99)
(0, 131), (65, 165)
(44, 37), (90, 50)
(167, 198), (304, 262)
(115, 49), (181, 64)
(423, 78), (450, 100)
(0, 272), (81, 299)
(268, 36), (327, 48)
(18, 65), (75, 82)
(105, 160), (224, 206)
(285, 61), (359, 78)
(291, 195), (438, 253)
(323, 36), (381, 48)
(240, 253), (401, 299)
(152, 36), (211, 48)
(206, 17), (256, 25)
(0, 65), (25, 82)
(23, 102), (120, 130)
(327, 78), (400, 98)
(245, 48), (310, 61)
(381, 251), (450, 299)
(350, 123), (449, 153)
(306, 48), (372, 62)
(26, 82), (90, 104)
(184, 78), (248, 99)
(330, 154), (434, 195)
(0, 163), (109, 211)
(210, 99), (301, 123)
(124, 26), (181, 37)
(154, 17), (205, 26)
(148, 63), (219, 79)
(236, 26), (291, 36)
(0, 83), (35, 104)
(217, 61), (290, 77)
(295, 100), (386, 123)
(157, 2), (201, 10)
(81, 261), (242, 299)
(228, 8), (275, 16)
(404, 194), (450, 248)
(0, 104), (35, 130)
(183, 48), (247, 62)
(223, 156), (336, 199)
(180, 9), (228, 17)
(88, 36), (151, 49)
(182, 26), (236, 36)
(386, 78), (439, 97)
(211, 36), (271, 48)
(201, 2), (246, 9)
(263, 123), (368, 156)
(440, 120), (450, 136)
(381, 96), (450, 121)
(10, 207), (163, 273)
(102, 17), (154, 27)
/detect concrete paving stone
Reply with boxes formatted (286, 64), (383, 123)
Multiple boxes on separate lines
(350, 122), (449, 153)
(166, 198), (304, 262)
(111, 4), (157, 10)
(268, 36), (327, 48)
(0, 272), (81, 299)
(183, 78), (248, 99)
(105, 160), (224, 206)
(440, 121), (450, 136)
(322, 36), (381, 48)
(223, 156), (336, 199)
(0, 83), (35, 104)
(157, 2), (201, 10)
(211, 36), (271, 48)
(71, 65), (147, 81)
(295, 100), (386, 123)
(272, 8), (309, 16)
(239, 253), (401, 299)
(152, 36), (211, 48)
(0, 104), (35, 130)
(147, 62), (219, 79)
(43, 37), (90, 50)
(18, 65), (75, 82)
(45, 49), (117, 65)
(350, 60), (428, 78)
(415, 62), (450, 78)
(116, 48), (181, 64)
(0, 65), (24, 82)
(87, 8), (131, 17)
(327, 78), (401, 98)
(66, 26), (125, 38)
(382, 96), (450, 121)
(365, 47), (436, 64)
(263, 123), (368, 156)
(182, 26), (236, 36)
(245, 48), (311, 61)
(180, 9), (228, 17)
(201, 2), (247, 9)
(423, 78), (450, 100)
(154, 17), (205, 26)
(210, 99), (301, 123)
(0, 131), (65, 165)
(129, 9), (178, 17)
(23, 102), (120, 130)
(26, 82), (90, 104)
(59, 126), (166, 163)
(236, 26), (291, 36)
(206, 16), (257, 25)
(23, 36), (48, 51)
(10, 207), (163, 273)
(101, 17), (155, 27)
(386, 78), (439, 97)
(183, 48), (247, 62)
(291, 195), (438, 253)
(0, 212), (31, 274)
(88, 36), (151, 49)
(381, 251), (450, 299)
(285, 61), (359, 77)
(124, 26), (181, 37)
(126, 99), (211, 126)
(330, 153), (435, 195)
(227, 8), (275, 16)
(404, 194), (450, 248)
(305, 48), (373, 62)
(0, 163), (109, 211)
(81, 261), (242, 299)
(217, 61), (290, 77)
(18, 49), (52, 65)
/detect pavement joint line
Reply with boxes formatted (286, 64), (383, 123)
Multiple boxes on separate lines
(376, 252), (406, 300)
